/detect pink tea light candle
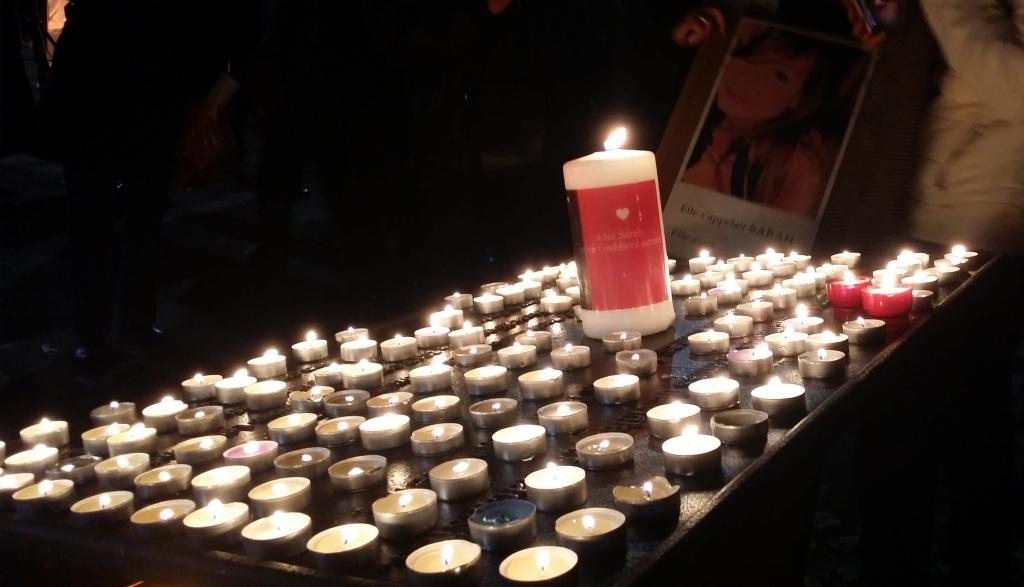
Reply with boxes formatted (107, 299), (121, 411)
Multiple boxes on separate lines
(861, 272), (913, 318)
(826, 271), (870, 309)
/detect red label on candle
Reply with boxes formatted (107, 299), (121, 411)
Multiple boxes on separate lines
(573, 179), (669, 311)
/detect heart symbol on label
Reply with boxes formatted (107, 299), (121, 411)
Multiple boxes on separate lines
(616, 208), (630, 221)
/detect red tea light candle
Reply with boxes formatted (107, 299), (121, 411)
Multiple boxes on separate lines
(741, 262), (773, 287)
(292, 330), (328, 363)
(688, 250), (716, 274)
(215, 369), (256, 404)
(713, 312), (754, 338)
(367, 391), (414, 418)
(411, 395), (461, 425)
(430, 306), (464, 330)
(687, 329), (729, 354)
(670, 274), (701, 297)
(469, 398), (518, 429)
(826, 272), (870, 308)
(444, 292), (473, 310)
(537, 401), (588, 436)
(805, 330), (850, 354)
(682, 292), (718, 316)
(861, 273), (913, 318)
(842, 317), (886, 345)
(182, 373), (222, 402)
(380, 335), (419, 362)
(764, 328), (808, 358)
(414, 326), (451, 349)
(247, 348), (287, 379)
(525, 464), (587, 512)
(336, 327), (370, 344)
(902, 271), (938, 293)
(340, 336), (378, 363)
(830, 251), (861, 268)
(781, 304), (824, 334)
(726, 344), (774, 378)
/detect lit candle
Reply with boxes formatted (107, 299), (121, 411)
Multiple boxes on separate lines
(428, 458), (489, 502)
(687, 377), (740, 410)
(741, 262), (774, 287)
(708, 280), (744, 305)
(519, 280), (545, 300)
(468, 398), (518, 429)
(710, 409), (769, 445)
(784, 251), (812, 270)
(133, 464), (192, 501)
(682, 292), (718, 316)
(107, 423), (157, 456)
(946, 244), (978, 268)
(707, 261), (736, 275)
(736, 298), (775, 322)
(602, 330), (642, 353)
(842, 316), (886, 345)
(430, 306), (465, 330)
(687, 329), (730, 355)
(366, 391), (414, 418)
(464, 365), (510, 396)
(90, 400), (138, 426)
(780, 303), (824, 334)
(612, 476), (680, 539)
(497, 342), (538, 369)
(575, 433), (635, 470)
(770, 261), (797, 278)
(496, 284), (527, 306)
(782, 272), (817, 298)
(499, 546), (578, 585)
(0, 473), (35, 509)
(415, 325), (451, 349)
(901, 270), (939, 293)
(129, 499), (196, 538)
(926, 264), (961, 286)
(359, 414), (412, 450)
(539, 291), (574, 314)
(468, 499), (538, 553)
(537, 401), (588, 436)
(289, 385), (333, 413)
(453, 343), (493, 367)
(181, 373), (222, 401)
(339, 360), (384, 390)
(191, 465), (251, 506)
(593, 374), (641, 405)
(525, 463), (587, 512)
(371, 488), (439, 539)
(81, 423), (130, 457)
(862, 270), (913, 318)
(726, 344), (774, 378)
(819, 263), (849, 280)
(340, 336), (378, 363)
(241, 511), (313, 559)
(728, 254), (754, 272)
(411, 395), (461, 425)
(755, 248), (784, 267)
(688, 250), (716, 274)
(336, 327), (370, 344)
(315, 416), (364, 446)
(410, 423), (464, 457)
(46, 455), (101, 485)
(380, 334), (420, 362)
(474, 293), (505, 315)
(328, 454), (387, 494)
(750, 377), (806, 420)
(444, 292), (473, 310)
(172, 435), (227, 465)
(761, 285), (798, 310)
(267, 413), (317, 445)
(912, 289), (935, 312)
(492, 424), (547, 462)
(670, 274), (701, 297)
(713, 312), (754, 339)
(798, 348), (848, 379)
(764, 327), (808, 358)
(409, 360), (453, 393)
(518, 368), (565, 400)
(70, 490), (134, 525)
(805, 330), (850, 354)
(516, 329), (553, 353)
(550, 343), (591, 370)
(323, 390), (370, 418)
(646, 402), (701, 439)
(826, 271), (871, 309)
(222, 440), (278, 472)
(247, 348), (287, 379)
(175, 406), (225, 436)
(830, 250), (861, 268)
(214, 369), (256, 404)
(554, 508), (626, 561)
(94, 453), (150, 489)
(183, 499), (250, 546)
(140, 396), (188, 433)
(291, 330), (328, 363)
(12, 478), (75, 516)
(248, 477), (311, 517)
(307, 523), (379, 570)
(243, 379), (288, 412)
(405, 539), (482, 586)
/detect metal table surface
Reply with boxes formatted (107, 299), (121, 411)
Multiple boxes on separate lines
(0, 252), (1015, 586)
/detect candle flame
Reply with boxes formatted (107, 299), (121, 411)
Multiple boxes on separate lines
(98, 494), (111, 509)
(208, 499), (223, 519)
(755, 343), (770, 358)
(431, 427), (445, 439)
(491, 402), (502, 411)
(199, 438), (213, 450)
(344, 395), (354, 402)
(856, 317), (865, 326)
(104, 424), (120, 435)
(263, 348), (278, 358)
(597, 439), (610, 451)
(769, 376), (781, 386)
(116, 457), (129, 469)
(556, 404), (572, 416)
(796, 304), (808, 319)
(60, 463), (74, 472)
(535, 549), (550, 574)
(434, 398), (445, 409)
(631, 353), (640, 361)
(39, 480), (53, 495)
(452, 461), (470, 474)
(952, 244), (966, 256)
(306, 330), (317, 342)
(193, 373), (204, 383)
(441, 543), (454, 570)
(619, 332), (627, 341)
(603, 126), (627, 150)
(341, 525), (356, 546)
(699, 249), (709, 258)
(398, 493), (413, 509)
(301, 453), (313, 463)
(243, 441), (259, 455)
(110, 401), (119, 409)
(271, 511), (285, 531)
(682, 425), (698, 437)
(158, 470), (171, 481)
(234, 368), (248, 378)
(642, 481), (653, 498)
(817, 349), (828, 360)
(348, 466), (364, 476)
(271, 482), (287, 496)
(194, 410), (205, 418)
(582, 514), (596, 532)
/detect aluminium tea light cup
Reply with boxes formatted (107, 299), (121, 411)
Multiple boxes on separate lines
(555, 274), (578, 292)
(688, 377), (740, 410)
(141, 397), (187, 433)
(248, 477), (312, 517)
(431, 306), (465, 330)
(728, 255), (754, 272)
(316, 416), (365, 446)
(324, 390), (370, 417)
(372, 488), (439, 540)
(615, 350), (658, 377)
(593, 374), (641, 405)
(912, 289), (935, 312)
(242, 511), (313, 559)
(412, 395), (461, 425)
(134, 464), (192, 501)
(410, 423), (465, 457)
(82, 423), (130, 456)
(340, 361), (384, 390)
(519, 368), (565, 400)
(215, 370), (256, 404)
(481, 280), (508, 293)
(781, 304), (824, 334)
(5, 445), (59, 476)
(464, 365), (510, 395)
(550, 344), (591, 370)
(711, 410), (770, 445)
(751, 377), (807, 419)
(453, 344), (493, 367)
(647, 402), (701, 438)
(183, 499), (250, 546)
(670, 275), (701, 296)
(516, 330), (553, 353)
(688, 252), (716, 274)
(474, 293), (505, 314)
(275, 447), (331, 478)
(95, 453), (150, 489)
(410, 364), (453, 393)
(468, 500), (537, 552)
(707, 261), (736, 275)
(90, 401), (137, 426)
(415, 326), (451, 349)
(191, 465), (251, 505)
(450, 323), (486, 348)
(469, 398), (518, 429)
(783, 252), (812, 270)
(329, 454), (387, 493)
(496, 284), (527, 305)
(820, 263), (850, 280)
(175, 406), (225, 436)
(336, 327), (370, 344)
(493, 424), (547, 462)
(70, 490), (134, 525)
(340, 337), (378, 362)
(498, 343), (538, 369)
(307, 523), (379, 570)
(736, 299), (775, 322)
(429, 458), (489, 501)
(770, 262), (797, 278)
(247, 349), (287, 379)
(555, 508), (626, 562)
(687, 329), (730, 354)
(602, 331), (642, 353)
(222, 440), (278, 472)
(500, 546), (578, 586)
(289, 386), (333, 413)
(46, 455), (101, 485)
(741, 265), (774, 287)
(947, 244), (978, 268)
(727, 345), (774, 378)
(682, 293), (717, 316)
(381, 335), (419, 362)
(244, 379), (288, 412)
(612, 476), (680, 535)
(366, 391), (413, 418)
(575, 433), (634, 470)
(525, 464), (586, 512)
(130, 498), (196, 537)
(826, 273), (871, 308)
(20, 418), (69, 448)
(927, 265), (961, 286)
(708, 285), (743, 305)
(0, 473), (34, 510)
(713, 313), (754, 338)
(520, 280), (545, 300)
(359, 414), (412, 450)
(761, 286), (798, 310)
(831, 251), (861, 268)
(539, 293), (573, 314)
(107, 423), (157, 456)
(782, 275), (817, 298)
(842, 317), (886, 344)
(805, 331), (850, 354)
(798, 349), (848, 379)
(764, 329), (809, 358)
(406, 539), (483, 586)
(172, 435), (227, 465)
(537, 402), (588, 436)
(13, 479), (75, 517)
(267, 412), (318, 445)
(292, 331), (329, 363)
(696, 271), (723, 289)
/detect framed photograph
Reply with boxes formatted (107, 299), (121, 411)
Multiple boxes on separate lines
(660, 18), (874, 255)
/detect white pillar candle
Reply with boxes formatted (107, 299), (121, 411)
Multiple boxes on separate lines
(798, 349), (848, 379)
(843, 317), (886, 344)
(316, 416), (364, 446)
(222, 440), (278, 472)
(247, 348), (287, 379)
(292, 331), (328, 363)
(554, 507), (626, 561)
(215, 369), (256, 404)
(670, 275), (701, 297)
(415, 326), (451, 349)
(336, 327), (370, 344)
(183, 499), (250, 546)
(381, 335), (419, 362)
(244, 380), (288, 412)
(90, 401), (137, 426)
(242, 511), (312, 559)
(324, 391), (370, 417)
(411, 423), (465, 457)
(182, 374), (222, 401)
(710, 409), (770, 445)
(129, 498), (196, 538)
(406, 540), (483, 585)
(726, 345), (774, 378)
(682, 293), (718, 316)
(497, 343), (538, 369)
(430, 306), (465, 330)
(359, 414), (411, 450)
(537, 401), (588, 436)
(172, 435), (227, 466)
(289, 386), (333, 413)
(328, 455), (387, 493)
(307, 523), (379, 570)
(688, 251), (716, 274)
(340, 360), (384, 390)
(274, 447), (331, 478)
(5, 445), (59, 476)
(493, 424), (547, 462)
(742, 263), (774, 287)
(496, 284), (526, 305)
(688, 377), (740, 410)
(602, 331), (642, 353)
(108, 423), (157, 456)
(47, 455), (100, 485)
(464, 365), (510, 396)
(372, 488), (439, 539)
(713, 313), (754, 338)
(646, 402), (701, 439)
(95, 453), (150, 489)
(248, 477), (311, 517)
(82, 423), (129, 457)
(687, 329), (730, 355)
(695, 271), (724, 290)
(267, 413), (318, 445)
(474, 293), (505, 314)
(175, 406), (225, 436)
(428, 458), (489, 501)
(141, 397), (187, 433)
(134, 464), (192, 501)
(366, 391), (414, 418)
(761, 286), (798, 310)
(539, 292), (574, 314)
(575, 433), (634, 470)
(453, 343), (493, 367)
(340, 337), (378, 363)
(781, 304), (824, 334)
(662, 429), (722, 477)
(593, 374), (641, 405)
(831, 251), (861, 268)
(805, 330), (850, 354)
(12, 479), (75, 516)
(751, 377), (806, 419)
(518, 368), (565, 400)
(70, 490), (134, 525)
(500, 546), (578, 584)
(312, 362), (345, 387)
(764, 328), (808, 358)
(550, 344), (591, 370)
(468, 398), (518, 429)
(191, 465), (251, 506)
(444, 292), (473, 309)
(411, 395), (461, 425)
(736, 299), (774, 322)
(615, 349), (658, 377)
(525, 464), (586, 512)
(516, 330), (553, 353)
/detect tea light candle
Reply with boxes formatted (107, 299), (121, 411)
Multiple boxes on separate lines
(902, 271), (939, 293)
(222, 440), (278, 472)
(464, 365), (510, 395)
(736, 299), (774, 322)
(215, 369), (256, 404)
(183, 499), (250, 546)
(550, 343), (591, 370)
(798, 349), (848, 379)
(831, 251), (861, 268)
(453, 344), (493, 367)
(429, 458), (489, 501)
(927, 265), (961, 286)
(107, 423), (157, 456)
(248, 348), (287, 379)
(770, 261), (796, 278)
(372, 488), (439, 539)
(708, 283), (743, 305)
(615, 349), (658, 376)
(140, 397), (187, 433)
(248, 477), (311, 517)
(554, 508), (626, 560)
(602, 331), (642, 353)
(324, 390), (370, 417)
(947, 244), (978, 267)
(826, 272), (871, 308)
(782, 274), (816, 298)
(191, 465), (251, 505)
(670, 275), (701, 296)
(5, 445), (59, 476)
(593, 374), (641, 405)
(410, 363), (453, 393)
(784, 251), (812, 270)
(498, 343), (538, 369)
(95, 453), (150, 489)
(176, 406), (225, 436)
(761, 286), (798, 310)
(687, 329), (730, 354)
(46, 455), (101, 485)
(415, 326), (451, 349)
(359, 414), (412, 450)
(688, 250), (716, 274)
(500, 546), (578, 585)
(328, 454), (387, 493)
(764, 328), (808, 358)
(130, 499), (195, 537)
(410, 423), (464, 456)
(711, 409), (769, 445)
(244, 380), (288, 412)
(430, 306), (465, 330)
(181, 373), (222, 401)
(537, 401), (588, 435)
(412, 395), (461, 425)
(842, 317), (886, 344)
(820, 263), (850, 280)
(173, 435), (227, 465)
(575, 433), (634, 470)
(366, 391), (414, 418)
(13, 479), (75, 516)
(292, 330), (328, 363)
(474, 293), (505, 314)
(468, 398), (518, 429)
(613, 476), (680, 534)
(468, 500), (538, 552)
(912, 289), (934, 312)
(497, 284), (527, 305)
(445, 292), (473, 309)
(682, 293), (718, 316)
(315, 416), (364, 446)
(751, 377), (806, 419)
(307, 523), (379, 570)
(516, 330), (553, 353)
(755, 248), (784, 266)
(713, 313), (754, 338)
(726, 344), (774, 378)
(808, 267), (828, 289)
(742, 263), (774, 287)
(289, 386), (333, 413)
(493, 424), (547, 462)
(340, 336), (378, 362)
(525, 464), (586, 512)
(518, 368), (565, 400)
(805, 330), (850, 354)
(862, 273), (913, 318)
(481, 281), (510, 294)
(539, 293), (573, 314)
(520, 280), (545, 300)
(781, 304), (824, 334)
(726, 254), (752, 272)
(381, 335), (419, 362)
(555, 275), (578, 292)
(267, 413), (317, 445)
(646, 402), (701, 439)
(134, 464), (192, 501)
(707, 262), (736, 275)
(70, 490), (134, 525)
(242, 511), (313, 559)
(336, 327), (370, 344)
(687, 377), (740, 410)
(90, 401), (137, 426)
(340, 360), (384, 390)
(0, 473), (35, 509)
(82, 423), (129, 456)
